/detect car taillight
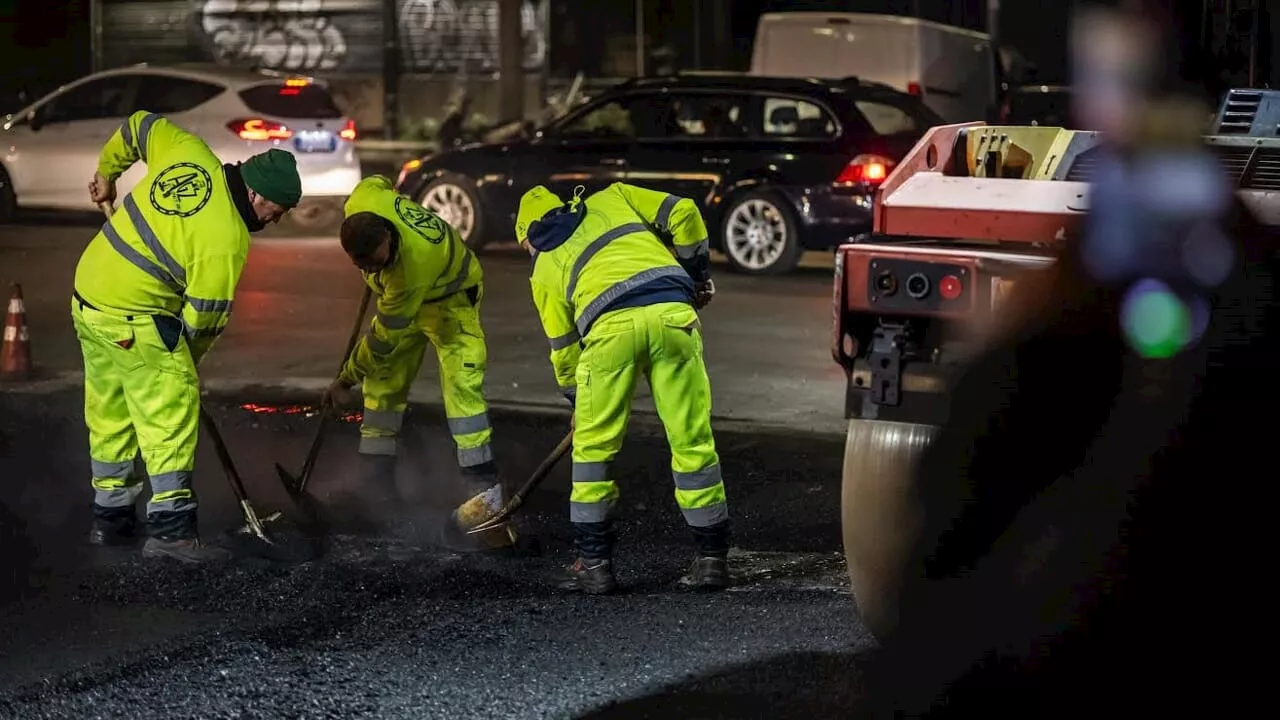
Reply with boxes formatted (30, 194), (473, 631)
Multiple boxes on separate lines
(907, 82), (922, 97)
(339, 119), (357, 141)
(228, 118), (293, 141)
(397, 158), (422, 187)
(835, 154), (895, 186)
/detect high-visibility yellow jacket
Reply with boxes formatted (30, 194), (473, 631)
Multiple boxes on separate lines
(338, 176), (483, 385)
(526, 182), (711, 402)
(73, 110), (251, 364)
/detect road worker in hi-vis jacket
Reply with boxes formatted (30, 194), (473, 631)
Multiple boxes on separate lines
(76, 111), (301, 563)
(514, 182), (730, 595)
(323, 176), (512, 549)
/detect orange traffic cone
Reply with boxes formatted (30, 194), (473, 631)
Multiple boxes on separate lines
(1, 283), (32, 379)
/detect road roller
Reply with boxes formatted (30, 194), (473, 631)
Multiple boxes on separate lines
(831, 121), (1100, 637)
(833, 88), (1280, 637)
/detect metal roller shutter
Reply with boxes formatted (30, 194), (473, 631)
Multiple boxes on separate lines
(98, 0), (547, 76)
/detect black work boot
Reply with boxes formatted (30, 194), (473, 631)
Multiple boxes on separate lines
(556, 520), (618, 594)
(141, 511), (231, 564)
(142, 537), (233, 564)
(681, 556), (730, 590)
(88, 505), (139, 546)
(681, 520), (732, 590)
(557, 557), (619, 595)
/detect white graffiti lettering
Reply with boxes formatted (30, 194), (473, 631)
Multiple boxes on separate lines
(199, 0), (348, 72)
(399, 0), (547, 73)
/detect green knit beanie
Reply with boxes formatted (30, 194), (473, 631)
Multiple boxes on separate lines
(241, 149), (302, 207)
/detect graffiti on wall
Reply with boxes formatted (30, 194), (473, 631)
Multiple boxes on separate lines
(399, 0), (546, 73)
(198, 0), (349, 72)
(194, 0), (547, 74)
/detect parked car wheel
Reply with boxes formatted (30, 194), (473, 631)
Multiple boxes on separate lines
(720, 190), (802, 275)
(418, 174), (487, 250)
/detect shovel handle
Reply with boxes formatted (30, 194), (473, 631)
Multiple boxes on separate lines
(293, 285), (374, 494)
(199, 405), (254, 506)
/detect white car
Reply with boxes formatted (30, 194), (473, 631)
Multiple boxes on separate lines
(0, 63), (361, 231)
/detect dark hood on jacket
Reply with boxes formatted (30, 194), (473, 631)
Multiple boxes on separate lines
(527, 201), (587, 253)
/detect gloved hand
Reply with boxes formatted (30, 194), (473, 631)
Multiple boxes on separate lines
(89, 172), (116, 206)
(694, 279), (716, 309)
(321, 377), (354, 413)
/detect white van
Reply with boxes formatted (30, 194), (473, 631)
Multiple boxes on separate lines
(750, 12), (999, 123)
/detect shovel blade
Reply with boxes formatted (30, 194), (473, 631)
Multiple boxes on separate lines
(465, 501), (521, 535)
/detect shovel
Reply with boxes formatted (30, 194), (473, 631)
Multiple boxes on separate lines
(465, 429), (573, 534)
(274, 285), (372, 501)
(199, 405), (282, 543)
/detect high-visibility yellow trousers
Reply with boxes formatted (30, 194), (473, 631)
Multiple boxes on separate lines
(359, 285), (497, 484)
(71, 298), (200, 538)
(570, 301), (729, 531)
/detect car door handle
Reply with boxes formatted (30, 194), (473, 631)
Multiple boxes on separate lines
(702, 157), (730, 165)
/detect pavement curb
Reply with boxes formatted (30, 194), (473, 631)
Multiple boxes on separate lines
(0, 371), (847, 443)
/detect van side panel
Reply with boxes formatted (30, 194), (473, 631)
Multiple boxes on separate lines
(752, 18), (845, 77)
(834, 21), (914, 91)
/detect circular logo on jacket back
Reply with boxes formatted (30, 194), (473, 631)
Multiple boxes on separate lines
(394, 196), (448, 244)
(150, 163), (214, 217)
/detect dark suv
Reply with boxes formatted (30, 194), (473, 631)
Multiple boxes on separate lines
(396, 72), (944, 275)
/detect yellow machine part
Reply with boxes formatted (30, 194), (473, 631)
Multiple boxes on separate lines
(961, 125), (1102, 180)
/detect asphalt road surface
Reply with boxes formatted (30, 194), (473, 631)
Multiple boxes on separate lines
(0, 219), (845, 436)
(0, 388), (870, 719)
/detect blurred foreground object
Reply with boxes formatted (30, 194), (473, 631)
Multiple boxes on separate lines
(862, 5), (1277, 717)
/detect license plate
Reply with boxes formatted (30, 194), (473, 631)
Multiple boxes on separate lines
(991, 277), (1017, 311)
(294, 131), (336, 153)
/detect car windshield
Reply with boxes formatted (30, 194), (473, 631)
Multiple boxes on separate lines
(238, 83), (343, 119)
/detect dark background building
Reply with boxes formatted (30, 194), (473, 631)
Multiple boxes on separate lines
(2, 0), (1274, 130)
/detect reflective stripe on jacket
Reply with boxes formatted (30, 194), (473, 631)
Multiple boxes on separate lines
(72, 110), (250, 364)
(339, 176), (483, 385)
(527, 182), (712, 401)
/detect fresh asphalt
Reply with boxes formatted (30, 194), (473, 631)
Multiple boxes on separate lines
(0, 385), (871, 719)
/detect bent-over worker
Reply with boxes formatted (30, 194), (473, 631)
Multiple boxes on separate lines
(515, 182), (729, 594)
(77, 111), (301, 563)
(323, 176), (509, 546)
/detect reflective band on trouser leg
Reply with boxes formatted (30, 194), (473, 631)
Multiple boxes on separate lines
(91, 459), (142, 508)
(149, 471), (196, 514)
(569, 461), (619, 523)
(449, 412), (495, 471)
(360, 407), (403, 456)
(674, 464), (729, 527)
